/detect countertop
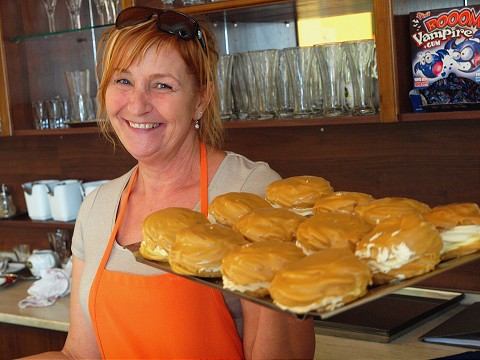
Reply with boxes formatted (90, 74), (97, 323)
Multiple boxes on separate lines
(0, 280), (69, 332)
(0, 280), (478, 359)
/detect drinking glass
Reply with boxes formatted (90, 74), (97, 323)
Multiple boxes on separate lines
(231, 53), (255, 120)
(108, 0), (120, 22)
(32, 100), (49, 130)
(315, 43), (345, 117)
(276, 49), (294, 118)
(13, 244), (31, 263)
(284, 46), (314, 118)
(94, 0), (108, 25)
(47, 229), (72, 267)
(217, 55), (234, 121)
(248, 49), (278, 120)
(65, 69), (95, 122)
(343, 39), (376, 115)
(65, 0), (83, 30)
(42, 0), (58, 33)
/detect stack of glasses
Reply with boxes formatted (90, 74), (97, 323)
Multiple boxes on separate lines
(217, 39), (378, 121)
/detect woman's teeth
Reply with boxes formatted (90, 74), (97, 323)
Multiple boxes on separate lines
(128, 121), (160, 129)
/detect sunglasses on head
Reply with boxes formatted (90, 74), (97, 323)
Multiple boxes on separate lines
(115, 6), (207, 53)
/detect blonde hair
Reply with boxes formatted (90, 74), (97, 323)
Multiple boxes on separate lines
(96, 16), (223, 148)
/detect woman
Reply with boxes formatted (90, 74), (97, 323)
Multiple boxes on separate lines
(29, 6), (315, 359)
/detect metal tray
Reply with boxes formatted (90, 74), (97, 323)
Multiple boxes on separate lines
(126, 243), (479, 319)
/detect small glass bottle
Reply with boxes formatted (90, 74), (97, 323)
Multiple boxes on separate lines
(0, 184), (16, 218)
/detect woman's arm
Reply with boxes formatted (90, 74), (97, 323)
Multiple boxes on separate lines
(241, 299), (315, 360)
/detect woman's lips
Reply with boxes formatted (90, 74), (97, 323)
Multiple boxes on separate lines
(127, 120), (161, 129)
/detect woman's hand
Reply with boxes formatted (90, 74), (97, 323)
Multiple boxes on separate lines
(241, 299), (315, 360)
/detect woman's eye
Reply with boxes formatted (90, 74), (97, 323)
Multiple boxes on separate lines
(114, 78), (131, 86)
(154, 82), (172, 90)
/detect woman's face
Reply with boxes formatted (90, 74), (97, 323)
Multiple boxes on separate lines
(106, 45), (204, 163)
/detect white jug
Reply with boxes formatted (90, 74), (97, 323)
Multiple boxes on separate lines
(46, 180), (83, 222)
(22, 180), (60, 220)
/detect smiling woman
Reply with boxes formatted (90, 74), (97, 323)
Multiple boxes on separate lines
(24, 6), (315, 360)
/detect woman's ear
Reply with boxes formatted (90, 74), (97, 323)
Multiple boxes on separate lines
(194, 84), (212, 120)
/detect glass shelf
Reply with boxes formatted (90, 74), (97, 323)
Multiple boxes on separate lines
(8, 23), (114, 43)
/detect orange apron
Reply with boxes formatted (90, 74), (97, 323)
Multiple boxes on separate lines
(88, 142), (244, 359)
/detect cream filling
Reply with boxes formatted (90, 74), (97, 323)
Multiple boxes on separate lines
(355, 241), (416, 274)
(198, 265), (221, 273)
(274, 295), (344, 314)
(440, 225), (480, 253)
(270, 203), (312, 217)
(295, 240), (315, 256)
(128, 121), (160, 129)
(222, 275), (269, 293)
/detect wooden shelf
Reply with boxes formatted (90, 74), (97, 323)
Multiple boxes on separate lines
(0, 214), (75, 229)
(13, 127), (100, 137)
(399, 111), (480, 122)
(224, 114), (379, 128)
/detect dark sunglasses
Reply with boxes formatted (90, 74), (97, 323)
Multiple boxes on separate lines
(115, 6), (207, 53)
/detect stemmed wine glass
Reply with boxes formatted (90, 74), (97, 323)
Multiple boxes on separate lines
(94, 0), (108, 25)
(41, 0), (58, 33)
(65, 0), (83, 30)
(109, 0), (120, 22)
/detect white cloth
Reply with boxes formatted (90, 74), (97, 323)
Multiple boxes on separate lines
(18, 267), (71, 309)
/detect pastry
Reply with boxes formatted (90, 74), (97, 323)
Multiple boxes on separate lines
(355, 197), (431, 225)
(208, 192), (271, 226)
(265, 176), (333, 216)
(140, 207), (209, 261)
(313, 191), (374, 214)
(296, 212), (372, 254)
(424, 203), (480, 260)
(355, 214), (442, 285)
(233, 207), (305, 243)
(169, 223), (248, 277)
(269, 248), (371, 314)
(221, 241), (305, 297)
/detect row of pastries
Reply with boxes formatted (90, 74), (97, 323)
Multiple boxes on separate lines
(139, 176), (480, 314)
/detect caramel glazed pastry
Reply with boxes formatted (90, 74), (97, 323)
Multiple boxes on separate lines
(296, 212), (372, 255)
(355, 214), (442, 285)
(140, 207), (209, 262)
(208, 192), (271, 226)
(313, 191), (374, 215)
(355, 196), (431, 225)
(424, 202), (480, 260)
(265, 176), (333, 216)
(169, 223), (248, 277)
(233, 207), (305, 243)
(221, 241), (305, 297)
(269, 248), (371, 314)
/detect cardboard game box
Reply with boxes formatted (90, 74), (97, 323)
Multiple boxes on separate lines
(410, 6), (480, 111)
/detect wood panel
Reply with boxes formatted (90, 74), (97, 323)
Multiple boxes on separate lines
(0, 322), (67, 359)
(0, 119), (479, 289)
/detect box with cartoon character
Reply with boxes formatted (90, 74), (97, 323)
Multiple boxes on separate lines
(410, 6), (480, 110)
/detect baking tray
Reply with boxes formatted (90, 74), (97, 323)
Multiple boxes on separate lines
(126, 243), (479, 319)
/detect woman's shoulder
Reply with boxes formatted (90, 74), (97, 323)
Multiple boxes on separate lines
(211, 152), (281, 197)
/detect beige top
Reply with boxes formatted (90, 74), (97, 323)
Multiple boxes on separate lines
(71, 151), (281, 333)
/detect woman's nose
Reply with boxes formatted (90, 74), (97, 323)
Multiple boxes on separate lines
(127, 88), (153, 115)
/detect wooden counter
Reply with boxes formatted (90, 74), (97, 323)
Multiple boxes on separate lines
(0, 279), (478, 359)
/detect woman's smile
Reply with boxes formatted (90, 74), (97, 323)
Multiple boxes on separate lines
(127, 120), (161, 129)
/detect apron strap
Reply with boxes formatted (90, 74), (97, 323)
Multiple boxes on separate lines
(200, 141), (208, 217)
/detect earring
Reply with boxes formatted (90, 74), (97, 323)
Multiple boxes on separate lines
(194, 119), (200, 130)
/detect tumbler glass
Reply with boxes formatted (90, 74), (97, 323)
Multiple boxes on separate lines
(276, 49), (294, 118)
(343, 39), (376, 115)
(231, 52), (255, 120)
(248, 49), (278, 120)
(315, 43), (345, 117)
(32, 101), (49, 130)
(65, 69), (95, 122)
(217, 54), (234, 121)
(284, 46), (314, 118)
(65, 0), (83, 30)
